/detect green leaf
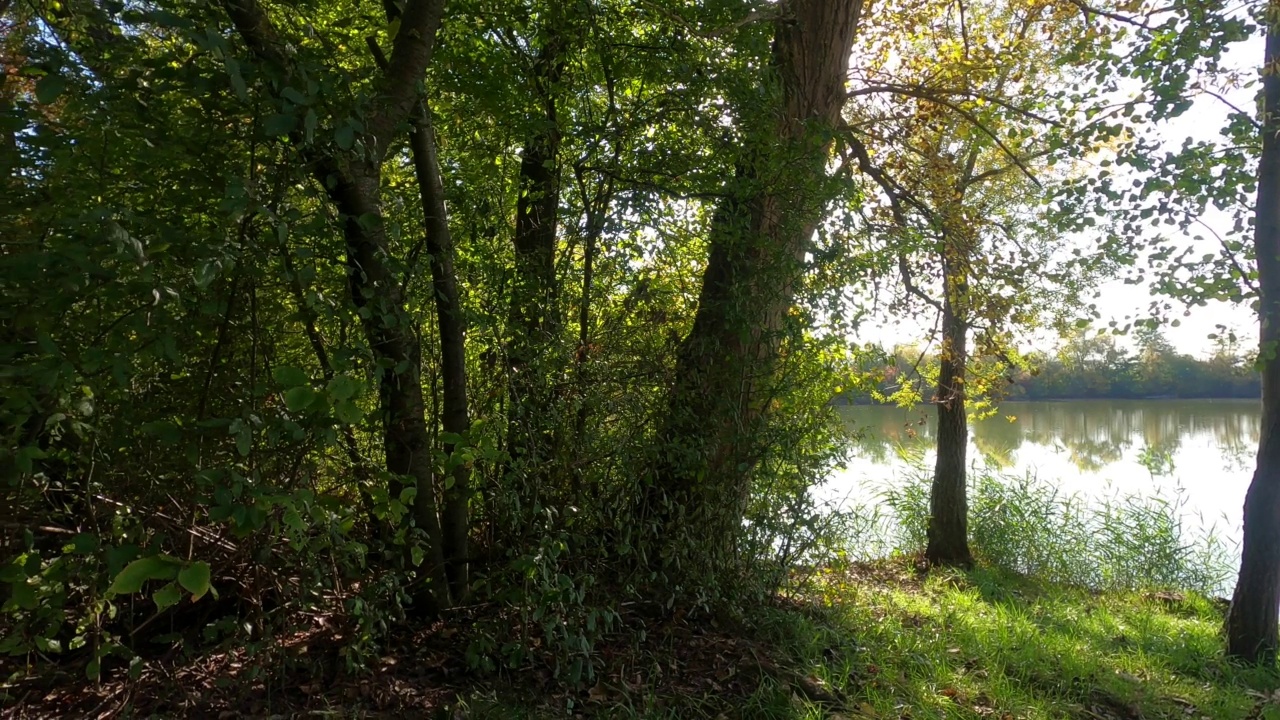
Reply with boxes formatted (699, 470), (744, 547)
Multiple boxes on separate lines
(194, 260), (220, 289)
(85, 659), (101, 680)
(283, 386), (318, 412)
(264, 113), (295, 137)
(70, 534), (98, 555)
(153, 582), (182, 611)
(235, 426), (251, 457)
(35, 75), (66, 104)
(326, 374), (359, 400)
(107, 556), (179, 596)
(335, 124), (355, 150)
(304, 108), (318, 141)
(14, 446), (46, 474)
(333, 399), (363, 425)
(273, 366), (309, 387)
(177, 562), (211, 601)
(0, 564), (25, 583)
(34, 637), (61, 653)
(226, 58), (248, 100)
(9, 582), (37, 611)
(281, 86), (308, 105)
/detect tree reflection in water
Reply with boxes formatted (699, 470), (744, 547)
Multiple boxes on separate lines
(842, 399), (1259, 475)
(833, 399), (1261, 549)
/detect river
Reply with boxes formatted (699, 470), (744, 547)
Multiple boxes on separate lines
(824, 399), (1260, 555)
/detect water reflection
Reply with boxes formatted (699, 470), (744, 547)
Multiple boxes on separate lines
(842, 400), (1260, 475)
(831, 399), (1262, 547)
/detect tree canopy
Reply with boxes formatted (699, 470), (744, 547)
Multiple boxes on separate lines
(2, 0), (1277, 706)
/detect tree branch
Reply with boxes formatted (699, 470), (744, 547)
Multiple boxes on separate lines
(847, 83), (1045, 186)
(1062, 0), (1155, 30)
(841, 133), (946, 314)
(222, 0), (444, 162)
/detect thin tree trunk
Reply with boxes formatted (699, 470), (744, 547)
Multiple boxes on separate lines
(572, 208), (600, 442)
(1227, 7), (1280, 664)
(643, 0), (863, 575)
(328, 171), (449, 610)
(507, 34), (564, 487)
(221, 0), (451, 610)
(926, 284), (973, 566)
(407, 102), (472, 604)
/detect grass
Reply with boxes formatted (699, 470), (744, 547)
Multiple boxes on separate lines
(872, 469), (1238, 596)
(439, 560), (1278, 720)
(787, 563), (1275, 720)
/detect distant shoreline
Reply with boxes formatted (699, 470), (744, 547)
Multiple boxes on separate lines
(832, 395), (1261, 406)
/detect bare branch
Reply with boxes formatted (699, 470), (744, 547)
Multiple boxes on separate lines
(1063, 0), (1154, 30)
(1195, 85), (1262, 131)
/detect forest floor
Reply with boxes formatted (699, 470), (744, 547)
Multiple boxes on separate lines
(4, 558), (1279, 719)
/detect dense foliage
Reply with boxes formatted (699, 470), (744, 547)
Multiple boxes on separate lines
(2, 0), (1278, 709)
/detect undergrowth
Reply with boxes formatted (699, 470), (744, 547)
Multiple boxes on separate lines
(451, 562), (1277, 720)
(864, 468), (1238, 596)
(6, 460), (1273, 720)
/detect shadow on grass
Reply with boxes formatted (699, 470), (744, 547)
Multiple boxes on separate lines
(731, 562), (1280, 720)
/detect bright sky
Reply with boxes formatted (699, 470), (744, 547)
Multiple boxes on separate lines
(857, 30), (1261, 360)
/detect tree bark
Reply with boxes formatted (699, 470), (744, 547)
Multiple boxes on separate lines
(221, 0), (452, 610)
(407, 102), (472, 604)
(926, 280), (973, 566)
(328, 171), (449, 609)
(643, 0), (863, 574)
(507, 32), (564, 485)
(1227, 6), (1280, 664)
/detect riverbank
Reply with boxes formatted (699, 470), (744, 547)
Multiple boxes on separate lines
(6, 559), (1276, 719)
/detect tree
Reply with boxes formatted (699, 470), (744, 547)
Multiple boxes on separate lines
(643, 0), (865, 578)
(220, 0), (461, 609)
(1227, 0), (1280, 664)
(843, 0), (1097, 565)
(506, 5), (568, 487)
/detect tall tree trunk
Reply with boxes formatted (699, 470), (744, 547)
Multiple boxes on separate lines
(1226, 8), (1280, 664)
(507, 34), (564, 486)
(926, 278), (973, 566)
(407, 103), (472, 604)
(221, 0), (451, 610)
(571, 171), (608, 467)
(642, 0), (863, 575)
(329, 171), (449, 609)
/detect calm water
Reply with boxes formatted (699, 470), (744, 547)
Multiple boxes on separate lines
(825, 399), (1261, 550)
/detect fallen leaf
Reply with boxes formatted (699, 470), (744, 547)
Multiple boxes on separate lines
(587, 681), (610, 703)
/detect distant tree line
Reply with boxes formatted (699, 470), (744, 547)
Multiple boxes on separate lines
(1011, 333), (1259, 400)
(854, 326), (1259, 404)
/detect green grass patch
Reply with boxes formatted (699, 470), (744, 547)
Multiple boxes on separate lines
(456, 561), (1278, 719)
(765, 563), (1278, 720)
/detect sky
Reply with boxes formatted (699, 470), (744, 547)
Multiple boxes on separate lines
(858, 27), (1262, 360)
